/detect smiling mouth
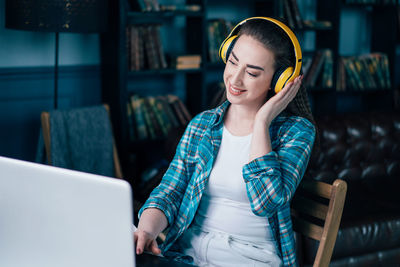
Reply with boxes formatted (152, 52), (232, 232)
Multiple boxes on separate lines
(228, 84), (246, 96)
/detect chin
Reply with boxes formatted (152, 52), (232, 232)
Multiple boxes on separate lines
(226, 92), (244, 105)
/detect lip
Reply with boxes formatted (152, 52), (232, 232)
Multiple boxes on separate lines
(228, 83), (246, 96)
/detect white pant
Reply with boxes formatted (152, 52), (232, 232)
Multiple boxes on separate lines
(178, 226), (282, 267)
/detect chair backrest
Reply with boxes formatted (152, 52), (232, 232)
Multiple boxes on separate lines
(40, 104), (123, 179)
(291, 179), (347, 267)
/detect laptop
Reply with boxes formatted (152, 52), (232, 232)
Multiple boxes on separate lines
(0, 156), (135, 267)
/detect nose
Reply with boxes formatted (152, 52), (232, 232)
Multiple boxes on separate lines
(230, 66), (244, 86)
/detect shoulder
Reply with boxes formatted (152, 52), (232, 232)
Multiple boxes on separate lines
(273, 115), (316, 139)
(187, 105), (222, 131)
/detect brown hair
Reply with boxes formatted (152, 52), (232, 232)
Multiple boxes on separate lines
(236, 18), (320, 152)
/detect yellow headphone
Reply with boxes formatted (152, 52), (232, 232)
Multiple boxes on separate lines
(219, 17), (302, 93)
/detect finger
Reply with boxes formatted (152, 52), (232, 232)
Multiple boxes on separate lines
(279, 79), (297, 100)
(136, 234), (146, 254)
(273, 81), (294, 101)
(286, 76), (301, 99)
(150, 240), (161, 255)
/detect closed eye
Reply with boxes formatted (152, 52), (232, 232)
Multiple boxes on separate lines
(247, 72), (258, 77)
(228, 59), (237, 65)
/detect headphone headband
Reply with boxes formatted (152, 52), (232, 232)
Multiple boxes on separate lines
(219, 17), (302, 93)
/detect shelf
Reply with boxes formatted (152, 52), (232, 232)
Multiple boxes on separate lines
(127, 10), (204, 24)
(309, 88), (392, 94)
(205, 62), (225, 68)
(128, 68), (203, 76)
(295, 25), (334, 32)
(335, 88), (393, 94)
(344, 2), (397, 8)
(102, 0), (398, 183)
(309, 88), (336, 93)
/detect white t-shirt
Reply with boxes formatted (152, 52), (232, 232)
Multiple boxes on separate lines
(193, 126), (273, 242)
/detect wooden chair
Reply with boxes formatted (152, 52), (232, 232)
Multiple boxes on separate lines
(40, 104), (123, 179)
(41, 104), (167, 240)
(291, 179), (347, 267)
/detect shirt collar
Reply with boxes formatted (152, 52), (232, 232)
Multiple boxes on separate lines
(211, 100), (230, 126)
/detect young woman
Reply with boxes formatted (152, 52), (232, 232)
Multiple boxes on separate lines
(134, 17), (316, 267)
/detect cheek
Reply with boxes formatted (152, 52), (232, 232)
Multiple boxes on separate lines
(223, 64), (231, 77)
(250, 77), (273, 96)
(223, 66), (231, 84)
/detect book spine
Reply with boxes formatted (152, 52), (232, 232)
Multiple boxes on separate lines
(148, 96), (170, 137)
(157, 95), (180, 128)
(131, 95), (148, 140)
(142, 97), (163, 138)
(289, 0), (304, 29)
(152, 25), (168, 69)
(283, 0), (296, 29)
(126, 102), (136, 141)
(167, 95), (188, 126)
(322, 49), (333, 88)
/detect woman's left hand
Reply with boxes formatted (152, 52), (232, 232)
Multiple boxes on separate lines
(255, 75), (303, 126)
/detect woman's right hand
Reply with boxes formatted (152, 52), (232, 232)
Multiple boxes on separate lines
(134, 229), (161, 255)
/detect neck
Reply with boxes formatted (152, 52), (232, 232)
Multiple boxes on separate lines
(224, 103), (263, 135)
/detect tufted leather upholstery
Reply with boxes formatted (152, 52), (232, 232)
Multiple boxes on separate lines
(301, 111), (400, 266)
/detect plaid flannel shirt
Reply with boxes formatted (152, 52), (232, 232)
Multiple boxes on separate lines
(139, 100), (315, 267)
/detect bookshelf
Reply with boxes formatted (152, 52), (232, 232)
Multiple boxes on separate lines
(100, 0), (398, 191)
(312, 0), (397, 114)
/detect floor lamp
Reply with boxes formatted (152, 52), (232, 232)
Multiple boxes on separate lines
(5, 0), (108, 109)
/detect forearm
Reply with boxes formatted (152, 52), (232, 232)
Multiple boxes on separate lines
(249, 119), (272, 162)
(244, 119), (316, 216)
(138, 208), (168, 238)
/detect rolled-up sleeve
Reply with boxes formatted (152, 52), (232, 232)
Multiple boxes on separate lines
(243, 118), (315, 217)
(138, 118), (197, 226)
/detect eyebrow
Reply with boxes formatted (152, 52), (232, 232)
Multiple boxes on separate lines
(231, 51), (265, 71)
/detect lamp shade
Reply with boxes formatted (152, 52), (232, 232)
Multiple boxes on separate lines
(5, 0), (108, 33)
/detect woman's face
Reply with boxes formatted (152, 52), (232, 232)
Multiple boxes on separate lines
(223, 34), (275, 109)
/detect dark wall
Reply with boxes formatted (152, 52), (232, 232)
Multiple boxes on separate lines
(0, 66), (102, 162)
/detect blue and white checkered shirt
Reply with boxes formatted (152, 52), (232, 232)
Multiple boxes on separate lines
(139, 100), (316, 267)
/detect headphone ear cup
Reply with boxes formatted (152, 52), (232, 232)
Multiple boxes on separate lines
(271, 66), (294, 93)
(219, 35), (238, 63)
(271, 67), (287, 93)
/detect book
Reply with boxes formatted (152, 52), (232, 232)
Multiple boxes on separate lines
(166, 95), (188, 126)
(131, 95), (148, 140)
(130, 26), (140, 71)
(147, 96), (171, 137)
(137, 26), (145, 70)
(304, 50), (325, 88)
(342, 57), (359, 90)
(156, 95), (180, 128)
(168, 95), (192, 122)
(283, 0), (296, 29)
(126, 102), (136, 141)
(382, 53), (391, 88)
(159, 4), (201, 12)
(176, 63), (201, 70)
(321, 49), (333, 88)
(289, 0), (304, 29)
(176, 54), (201, 64)
(303, 20), (332, 29)
(142, 97), (163, 138)
(336, 58), (346, 91)
(143, 25), (160, 69)
(151, 25), (167, 69)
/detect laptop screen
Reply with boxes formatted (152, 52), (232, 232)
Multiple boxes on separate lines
(0, 156), (135, 267)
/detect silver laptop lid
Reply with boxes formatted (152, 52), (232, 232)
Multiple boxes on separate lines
(0, 156), (135, 267)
